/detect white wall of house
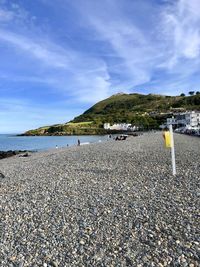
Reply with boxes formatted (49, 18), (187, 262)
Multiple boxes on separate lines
(104, 123), (111, 130)
(177, 112), (200, 127)
(166, 111), (200, 128)
(103, 123), (137, 131)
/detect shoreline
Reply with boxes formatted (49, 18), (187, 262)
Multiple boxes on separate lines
(0, 133), (141, 156)
(0, 134), (110, 154)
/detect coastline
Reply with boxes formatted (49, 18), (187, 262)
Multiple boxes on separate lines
(0, 134), (112, 153)
(17, 130), (141, 136)
(1, 132), (199, 266)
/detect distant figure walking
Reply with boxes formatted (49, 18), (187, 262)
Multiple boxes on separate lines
(77, 139), (80, 146)
(56, 145), (58, 149)
(107, 134), (112, 141)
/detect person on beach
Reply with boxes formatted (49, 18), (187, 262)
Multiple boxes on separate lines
(77, 139), (80, 146)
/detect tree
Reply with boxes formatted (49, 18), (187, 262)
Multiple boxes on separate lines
(180, 93), (185, 96)
(196, 91), (200, 95)
(188, 91), (195, 96)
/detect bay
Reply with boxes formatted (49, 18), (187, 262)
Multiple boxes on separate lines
(0, 134), (109, 151)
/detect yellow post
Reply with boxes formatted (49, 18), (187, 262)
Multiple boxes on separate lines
(163, 130), (172, 148)
(163, 126), (176, 175)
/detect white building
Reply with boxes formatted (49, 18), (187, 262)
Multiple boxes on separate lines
(103, 123), (137, 131)
(166, 111), (200, 128)
(104, 123), (111, 130)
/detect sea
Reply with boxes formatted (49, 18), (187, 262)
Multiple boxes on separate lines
(0, 134), (109, 151)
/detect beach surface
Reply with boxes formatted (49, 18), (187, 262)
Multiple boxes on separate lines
(1, 132), (199, 267)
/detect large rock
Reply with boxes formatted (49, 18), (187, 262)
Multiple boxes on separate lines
(0, 150), (28, 160)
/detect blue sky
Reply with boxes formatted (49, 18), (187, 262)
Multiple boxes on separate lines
(0, 0), (200, 133)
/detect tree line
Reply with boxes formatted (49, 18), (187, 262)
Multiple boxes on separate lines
(180, 91), (200, 96)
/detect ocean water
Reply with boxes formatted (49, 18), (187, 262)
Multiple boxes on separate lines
(0, 134), (109, 151)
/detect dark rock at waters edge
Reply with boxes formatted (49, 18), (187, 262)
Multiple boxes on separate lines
(0, 150), (29, 160)
(0, 172), (5, 179)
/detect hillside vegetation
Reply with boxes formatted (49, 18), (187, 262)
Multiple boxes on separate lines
(22, 93), (200, 135)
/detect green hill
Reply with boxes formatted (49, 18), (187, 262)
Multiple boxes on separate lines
(22, 93), (200, 135)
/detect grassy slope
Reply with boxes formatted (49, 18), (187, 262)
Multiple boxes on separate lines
(23, 93), (200, 135)
(72, 93), (200, 126)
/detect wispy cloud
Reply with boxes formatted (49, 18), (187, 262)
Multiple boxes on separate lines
(161, 0), (200, 65)
(0, 29), (70, 68)
(0, 1), (114, 103)
(0, 33), (113, 103)
(70, 0), (165, 90)
(0, 2), (30, 28)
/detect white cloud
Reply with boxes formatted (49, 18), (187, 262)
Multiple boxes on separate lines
(162, 0), (200, 64)
(0, 28), (114, 103)
(72, 72), (111, 103)
(91, 20), (152, 80)
(70, 0), (162, 91)
(0, 29), (70, 68)
(0, 2), (31, 25)
(0, 1), (113, 103)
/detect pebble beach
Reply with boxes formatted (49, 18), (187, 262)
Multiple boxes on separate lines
(0, 132), (200, 267)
